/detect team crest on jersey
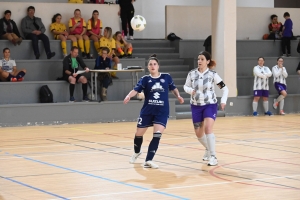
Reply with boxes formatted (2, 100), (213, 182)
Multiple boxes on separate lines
(160, 79), (165, 83)
(151, 82), (164, 92)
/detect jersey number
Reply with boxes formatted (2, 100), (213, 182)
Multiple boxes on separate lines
(138, 117), (142, 125)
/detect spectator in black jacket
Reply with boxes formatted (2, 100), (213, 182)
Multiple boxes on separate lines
(0, 10), (22, 46)
(63, 46), (90, 102)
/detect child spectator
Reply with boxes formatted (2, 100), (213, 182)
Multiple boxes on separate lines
(0, 10), (22, 46)
(281, 12), (293, 57)
(69, 9), (91, 59)
(113, 31), (133, 58)
(95, 47), (112, 101)
(87, 10), (102, 53)
(0, 48), (26, 82)
(268, 14), (282, 40)
(21, 6), (55, 59)
(99, 27), (120, 79)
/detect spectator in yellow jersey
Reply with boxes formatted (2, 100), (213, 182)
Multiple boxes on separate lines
(113, 31), (133, 58)
(100, 27), (120, 79)
(87, 10), (102, 53)
(68, 9), (91, 59)
(51, 14), (76, 58)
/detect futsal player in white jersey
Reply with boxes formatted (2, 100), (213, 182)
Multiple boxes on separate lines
(252, 57), (273, 116)
(0, 48), (26, 82)
(184, 51), (228, 166)
(272, 57), (288, 115)
(124, 54), (184, 169)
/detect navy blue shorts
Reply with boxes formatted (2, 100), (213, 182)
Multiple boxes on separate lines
(274, 82), (287, 95)
(191, 104), (218, 123)
(137, 114), (168, 128)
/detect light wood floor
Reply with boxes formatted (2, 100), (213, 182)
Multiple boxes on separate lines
(0, 115), (300, 200)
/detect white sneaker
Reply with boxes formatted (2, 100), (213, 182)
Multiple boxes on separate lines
(203, 149), (210, 161)
(143, 160), (159, 169)
(273, 99), (278, 109)
(129, 152), (142, 164)
(129, 36), (134, 40)
(124, 36), (128, 40)
(207, 155), (218, 166)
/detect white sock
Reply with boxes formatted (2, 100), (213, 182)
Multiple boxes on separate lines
(280, 99), (284, 110)
(263, 101), (269, 112)
(276, 95), (285, 103)
(252, 102), (258, 112)
(198, 134), (208, 150)
(206, 133), (216, 157)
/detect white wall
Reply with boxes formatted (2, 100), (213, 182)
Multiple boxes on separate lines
(166, 6), (300, 40)
(0, 2), (119, 39)
(132, 0), (274, 39)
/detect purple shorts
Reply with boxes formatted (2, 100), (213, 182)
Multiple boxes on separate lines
(253, 90), (269, 97)
(274, 82), (287, 95)
(191, 104), (218, 123)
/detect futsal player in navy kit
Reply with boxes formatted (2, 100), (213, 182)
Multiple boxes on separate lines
(124, 54), (184, 169)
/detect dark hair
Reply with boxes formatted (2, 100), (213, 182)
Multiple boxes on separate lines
(27, 6), (35, 12)
(101, 47), (110, 54)
(270, 14), (277, 20)
(148, 54), (159, 65)
(113, 31), (124, 44)
(3, 47), (10, 53)
(91, 10), (99, 29)
(284, 12), (290, 17)
(52, 13), (61, 23)
(258, 56), (265, 61)
(198, 51), (216, 68)
(74, 9), (81, 14)
(4, 10), (11, 15)
(71, 46), (79, 51)
(277, 57), (284, 61)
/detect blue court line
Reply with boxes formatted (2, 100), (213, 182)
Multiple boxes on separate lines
(11, 153), (189, 200)
(0, 175), (69, 200)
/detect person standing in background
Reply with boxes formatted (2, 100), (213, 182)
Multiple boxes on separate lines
(118, 0), (135, 40)
(281, 12), (293, 57)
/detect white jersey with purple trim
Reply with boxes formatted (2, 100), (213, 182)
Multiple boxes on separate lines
(184, 68), (228, 106)
(253, 65), (272, 90)
(272, 65), (288, 85)
(0, 58), (16, 73)
(134, 73), (176, 116)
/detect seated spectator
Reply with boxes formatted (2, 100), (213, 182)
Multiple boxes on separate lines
(100, 27), (120, 79)
(268, 14), (282, 40)
(95, 47), (112, 101)
(0, 10), (22, 46)
(50, 13), (78, 58)
(87, 10), (102, 53)
(69, 9), (91, 59)
(0, 48), (26, 82)
(21, 6), (55, 59)
(113, 31), (133, 58)
(63, 46), (90, 102)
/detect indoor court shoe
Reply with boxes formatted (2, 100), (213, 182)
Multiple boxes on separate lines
(273, 99), (278, 109)
(35, 53), (40, 59)
(10, 77), (17, 82)
(17, 77), (24, 82)
(129, 151), (142, 163)
(129, 36), (134, 40)
(203, 149), (210, 161)
(143, 161), (159, 169)
(264, 111), (273, 116)
(82, 96), (90, 102)
(207, 155), (218, 166)
(69, 96), (75, 103)
(253, 111), (258, 116)
(279, 110), (286, 115)
(47, 52), (55, 59)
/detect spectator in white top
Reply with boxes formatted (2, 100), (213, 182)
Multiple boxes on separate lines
(252, 57), (273, 116)
(184, 51), (228, 166)
(272, 57), (288, 115)
(0, 47), (26, 82)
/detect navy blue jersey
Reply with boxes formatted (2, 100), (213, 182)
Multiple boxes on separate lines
(134, 73), (176, 116)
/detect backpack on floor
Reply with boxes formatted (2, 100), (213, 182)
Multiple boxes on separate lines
(39, 85), (53, 103)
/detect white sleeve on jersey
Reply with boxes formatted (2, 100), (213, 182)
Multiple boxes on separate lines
(282, 67), (288, 78)
(183, 72), (194, 94)
(265, 67), (272, 78)
(214, 73), (228, 104)
(272, 66), (282, 78)
(0, 59), (2, 67)
(11, 60), (16, 67)
(253, 66), (266, 79)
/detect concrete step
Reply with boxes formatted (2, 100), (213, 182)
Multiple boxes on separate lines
(161, 71), (188, 78)
(134, 53), (180, 59)
(130, 40), (171, 48)
(237, 57), (300, 76)
(173, 78), (187, 85)
(8, 58), (145, 81)
(151, 59), (185, 65)
(158, 65), (190, 72)
(133, 47), (176, 53)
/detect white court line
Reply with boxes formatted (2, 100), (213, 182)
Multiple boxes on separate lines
(47, 174), (300, 200)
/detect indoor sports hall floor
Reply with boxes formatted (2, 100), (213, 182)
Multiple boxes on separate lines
(0, 115), (300, 200)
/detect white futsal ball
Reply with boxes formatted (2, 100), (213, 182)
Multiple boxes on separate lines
(137, 92), (145, 100)
(131, 15), (146, 31)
